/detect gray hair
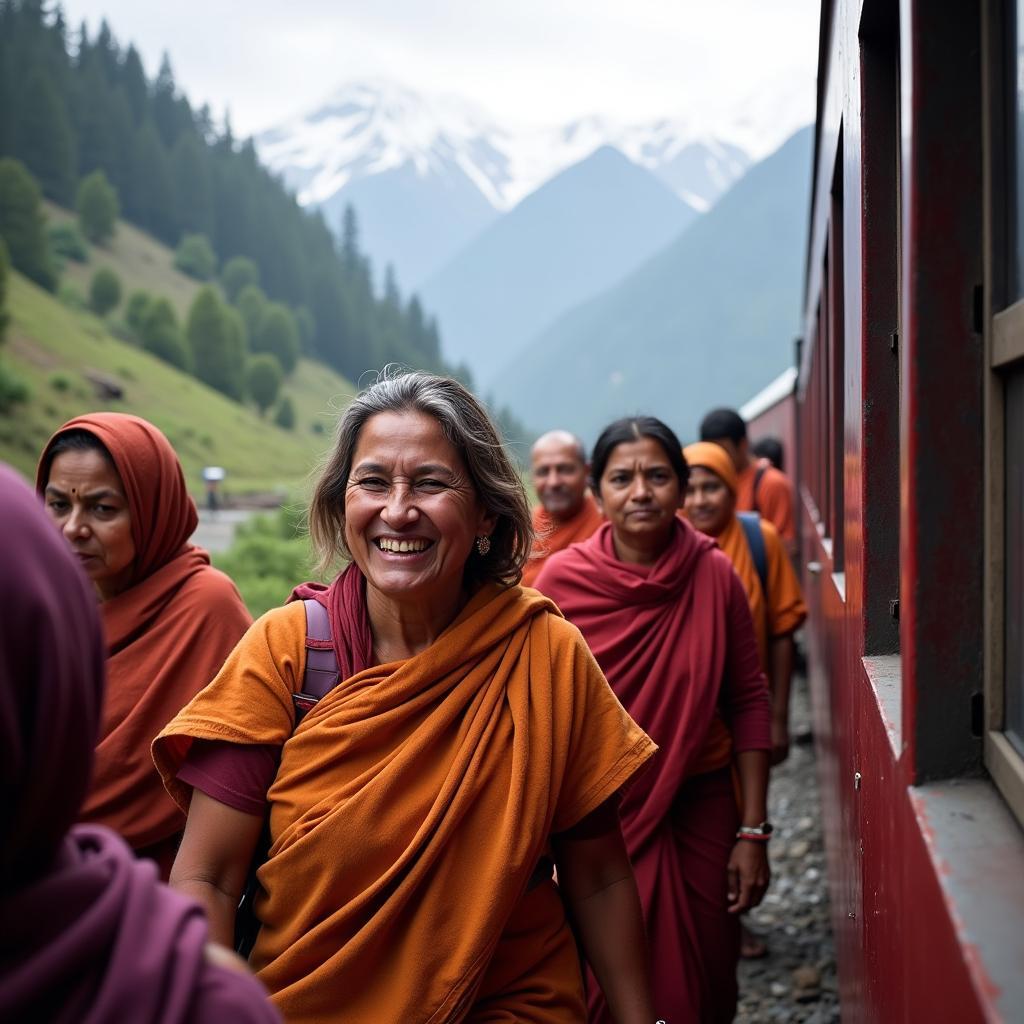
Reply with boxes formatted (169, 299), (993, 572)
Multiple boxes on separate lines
(309, 369), (533, 585)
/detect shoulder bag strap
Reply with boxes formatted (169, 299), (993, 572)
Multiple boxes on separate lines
(737, 512), (769, 597)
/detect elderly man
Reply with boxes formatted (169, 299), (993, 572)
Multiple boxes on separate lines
(521, 430), (603, 587)
(699, 408), (796, 554)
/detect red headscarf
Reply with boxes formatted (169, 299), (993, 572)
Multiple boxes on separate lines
(36, 414), (252, 872)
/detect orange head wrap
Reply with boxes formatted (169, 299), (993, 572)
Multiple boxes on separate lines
(683, 442), (738, 495)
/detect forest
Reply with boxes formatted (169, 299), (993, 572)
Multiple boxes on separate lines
(0, 0), (473, 389)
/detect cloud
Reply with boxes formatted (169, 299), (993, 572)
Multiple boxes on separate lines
(59, 0), (818, 135)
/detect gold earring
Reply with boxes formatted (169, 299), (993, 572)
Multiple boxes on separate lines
(476, 535), (491, 556)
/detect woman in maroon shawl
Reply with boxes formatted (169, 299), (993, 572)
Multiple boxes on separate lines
(36, 413), (252, 877)
(535, 416), (772, 1024)
(0, 463), (279, 1023)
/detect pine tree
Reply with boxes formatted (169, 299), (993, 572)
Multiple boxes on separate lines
(170, 133), (213, 237)
(152, 53), (183, 148)
(125, 289), (152, 337)
(89, 266), (121, 315)
(72, 58), (116, 181)
(341, 204), (360, 276)
(76, 169), (119, 245)
(221, 255), (259, 303)
(246, 352), (283, 416)
(16, 67), (76, 204)
(274, 393), (296, 430)
(119, 45), (148, 125)
(294, 305), (316, 353)
(174, 233), (217, 281)
(253, 302), (300, 375)
(0, 158), (56, 290)
(235, 283), (267, 340)
(311, 270), (356, 376)
(187, 286), (245, 400)
(130, 120), (177, 242)
(140, 296), (178, 347)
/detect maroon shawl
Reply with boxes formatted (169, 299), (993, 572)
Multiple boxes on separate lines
(535, 519), (738, 853)
(535, 518), (768, 1023)
(290, 562), (373, 677)
(0, 464), (278, 1024)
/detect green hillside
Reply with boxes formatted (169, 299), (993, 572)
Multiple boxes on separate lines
(45, 200), (203, 322)
(2, 256), (354, 497)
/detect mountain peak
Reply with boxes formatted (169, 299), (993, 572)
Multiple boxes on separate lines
(257, 79), (754, 215)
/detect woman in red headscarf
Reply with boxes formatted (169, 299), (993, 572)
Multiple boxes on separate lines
(36, 414), (252, 878)
(535, 416), (772, 1024)
(0, 462), (278, 1024)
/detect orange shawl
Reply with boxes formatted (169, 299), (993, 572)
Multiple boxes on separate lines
(713, 516), (806, 665)
(522, 493), (604, 587)
(155, 584), (654, 1023)
(37, 413), (252, 875)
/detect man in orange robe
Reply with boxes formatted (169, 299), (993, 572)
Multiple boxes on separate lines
(522, 430), (604, 587)
(699, 408), (797, 554)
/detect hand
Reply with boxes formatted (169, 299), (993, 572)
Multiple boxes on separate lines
(771, 715), (790, 765)
(726, 840), (770, 913)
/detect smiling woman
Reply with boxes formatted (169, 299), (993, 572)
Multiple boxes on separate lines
(155, 370), (661, 1024)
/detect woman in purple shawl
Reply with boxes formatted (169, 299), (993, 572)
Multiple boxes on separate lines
(0, 464), (280, 1024)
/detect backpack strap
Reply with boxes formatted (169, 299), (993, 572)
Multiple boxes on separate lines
(752, 464), (767, 514)
(293, 599), (340, 721)
(738, 512), (769, 598)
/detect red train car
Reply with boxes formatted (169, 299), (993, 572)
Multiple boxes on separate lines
(796, 1), (1024, 1020)
(741, 367), (798, 473)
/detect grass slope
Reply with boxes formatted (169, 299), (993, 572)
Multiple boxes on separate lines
(2, 269), (353, 498)
(45, 201), (204, 321)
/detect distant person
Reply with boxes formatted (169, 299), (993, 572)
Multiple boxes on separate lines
(684, 442), (807, 962)
(0, 464), (279, 1024)
(751, 436), (785, 472)
(683, 442), (806, 763)
(155, 372), (659, 1023)
(522, 429), (604, 586)
(536, 416), (772, 1024)
(36, 414), (252, 878)
(202, 466), (225, 514)
(700, 408), (796, 553)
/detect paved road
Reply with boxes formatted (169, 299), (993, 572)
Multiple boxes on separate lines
(190, 509), (257, 554)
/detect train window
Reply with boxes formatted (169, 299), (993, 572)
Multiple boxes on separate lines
(859, 0), (901, 654)
(1016, 0), (1024, 297)
(984, 0), (1024, 821)
(829, 154), (845, 574)
(1005, 366), (1024, 757)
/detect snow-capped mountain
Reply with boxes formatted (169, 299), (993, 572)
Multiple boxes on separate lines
(257, 78), (763, 214)
(255, 77), (809, 287)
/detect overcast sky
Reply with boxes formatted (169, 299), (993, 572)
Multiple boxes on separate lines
(58, 1), (820, 137)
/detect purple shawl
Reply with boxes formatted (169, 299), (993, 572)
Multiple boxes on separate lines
(0, 464), (279, 1024)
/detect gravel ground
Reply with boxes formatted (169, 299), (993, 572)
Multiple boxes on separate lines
(736, 674), (841, 1023)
